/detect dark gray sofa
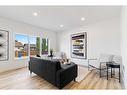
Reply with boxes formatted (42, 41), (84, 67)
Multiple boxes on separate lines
(29, 57), (78, 89)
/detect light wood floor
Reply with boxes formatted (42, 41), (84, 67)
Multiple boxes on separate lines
(0, 67), (123, 89)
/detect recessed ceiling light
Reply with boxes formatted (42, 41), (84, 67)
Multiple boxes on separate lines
(33, 12), (38, 16)
(81, 17), (85, 21)
(60, 24), (64, 28)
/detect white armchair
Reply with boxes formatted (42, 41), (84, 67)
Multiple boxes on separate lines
(88, 54), (114, 77)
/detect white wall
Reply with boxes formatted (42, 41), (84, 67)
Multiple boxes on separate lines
(0, 15), (121, 73)
(57, 17), (121, 66)
(121, 6), (127, 89)
(0, 17), (57, 73)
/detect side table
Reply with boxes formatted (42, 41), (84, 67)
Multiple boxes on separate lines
(106, 62), (120, 82)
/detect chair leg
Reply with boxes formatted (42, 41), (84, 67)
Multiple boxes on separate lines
(88, 65), (90, 71)
(111, 67), (112, 78)
(119, 67), (120, 82)
(100, 63), (101, 78)
(74, 78), (76, 82)
(113, 68), (115, 76)
(30, 71), (32, 75)
(100, 69), (101, 78)
(107, 66), (108, 80)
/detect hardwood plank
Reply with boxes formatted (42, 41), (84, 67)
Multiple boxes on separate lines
(0, 67), (122, 89)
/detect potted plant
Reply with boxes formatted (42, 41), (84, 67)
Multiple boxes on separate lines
(50, 48), (53, 57)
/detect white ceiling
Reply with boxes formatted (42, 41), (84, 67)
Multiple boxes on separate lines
(0, 6), (121, 32)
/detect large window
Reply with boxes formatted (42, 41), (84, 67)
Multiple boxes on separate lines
(29, 36), (40, 56)
(15, 34), (29, 58)
(41, 38), (49, 55)
(15, 33), (49, 59)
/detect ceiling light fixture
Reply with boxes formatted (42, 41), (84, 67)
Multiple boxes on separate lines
(33, 12), (38, 16)
(60, 24), (64, 28)
(81, 17), (85, 21)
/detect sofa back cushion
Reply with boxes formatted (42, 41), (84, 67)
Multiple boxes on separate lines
(29, 57), (61, 85)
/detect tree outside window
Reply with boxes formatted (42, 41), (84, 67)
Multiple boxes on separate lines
(41, 38), (48, 55)
(29, 36), (40, 56)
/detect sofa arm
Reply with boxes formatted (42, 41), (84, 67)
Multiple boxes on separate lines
(56, 64), (78, 89)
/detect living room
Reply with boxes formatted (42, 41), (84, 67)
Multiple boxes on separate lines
(0, 6), (127, 90)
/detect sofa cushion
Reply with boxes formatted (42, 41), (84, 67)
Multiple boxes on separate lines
(61, 62), (75, 69)
(51, 59), (62, 70)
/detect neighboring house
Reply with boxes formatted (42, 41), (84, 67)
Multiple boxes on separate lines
(24, 44), (29, 51)
(15, 40), (24, 50)
(30, 44), (36, 51)
(15, 40), (28, 57)
(30, 44), (37, 55)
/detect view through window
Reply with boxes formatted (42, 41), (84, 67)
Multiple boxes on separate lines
(15, 34), (29, 58)
(41, 38), (49, 55)
(15, 34), (49, 59)
(29, 36), (40, 56)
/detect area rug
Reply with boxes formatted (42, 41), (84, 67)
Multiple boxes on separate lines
(76, 66), (91, 82)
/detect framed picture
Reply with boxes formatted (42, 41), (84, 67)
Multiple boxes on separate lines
(15, 34), (29, 59)
(0, 30), (9, 61)
(71, 32), (87, 59)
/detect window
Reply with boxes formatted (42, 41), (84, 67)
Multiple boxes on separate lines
(15, 33), (49, 58)
(15, 34), (29, 58)
(41, 38), (49, 55)
(29, 36), (40, 56)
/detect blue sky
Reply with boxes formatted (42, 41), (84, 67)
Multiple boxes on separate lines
(29, 37), (36, 44)
(15, 34), (28, 44)
(15, 34), (36, 44)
